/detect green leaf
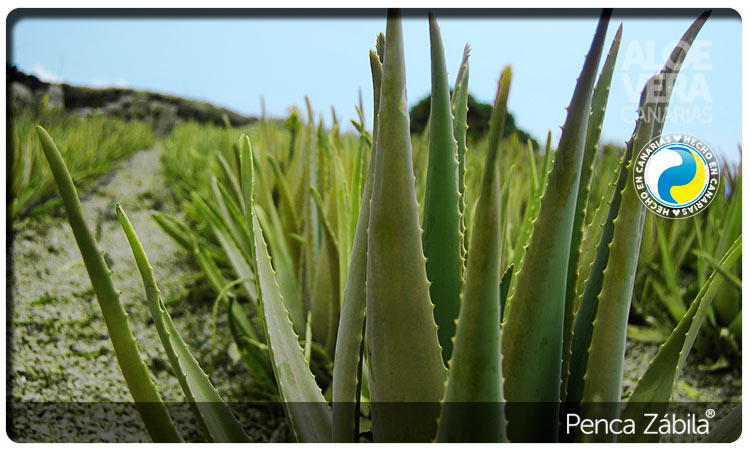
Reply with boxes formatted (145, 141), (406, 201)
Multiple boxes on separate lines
(703, 405), (741, 443)
(619, 236), (741, 443)
(36, 126), (181, 443)
(567, 13), (709, 410)
(194, 247), (260, 342)
(309, 186), (341, 356)
(331, 40), (383, 442)
(251, 209), (333, 443)
(151, 211), (196, 251)
(255, 205), (305, 331)
(437, 66), (511, 443)
(501, 11), (610, 442)
(578, 77), (660, 440)
(365, 10), (446, 442)
(117, 204), (250, 443)
(560, 24), (622, 398)
(451, 43), (471, 264)
(651, 10), (710, 138)
(422, 13), (463, 364)
(655, 220), (688, 322)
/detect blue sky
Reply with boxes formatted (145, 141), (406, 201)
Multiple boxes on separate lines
(10, 10), (741, 162)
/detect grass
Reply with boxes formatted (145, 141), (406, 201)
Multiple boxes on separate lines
(8, 106), (154, 221)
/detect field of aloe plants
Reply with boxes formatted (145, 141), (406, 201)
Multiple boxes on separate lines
(9, 8), (741, 443)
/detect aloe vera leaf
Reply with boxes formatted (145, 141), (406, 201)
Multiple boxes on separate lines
(366, 10), (446, 442)
(194, 247), (259, 342)
(255, 204), (305, 331)
(370, 47), (384, 136)
(655, 220), (688, 322)
(202, 205), (259, 305)
(235, 334), (277, 397)
(574, 164), (618, 302)
(560, 25), (622, 398)
(541, 131), (553, 181)
(242, 139), (300, 315)
(452, 44), (471, 263)
(151, 211), (197, 251)
(437, 66), (511, 443)
(349, 131), (367, 241)
(651, 11), (710, 138)
(241, 120), (331, 442)
(35, 126), (182, 443)
(267, 153), (301, 232)
(309, 186), (341, 356)
(331, 43), (383, 442)
(577, 78), (659, 433)
(526, 140), (539, 196)
(238, 135), (254, 221)
(567, 15), (707, 406)
(333, 153), (353, 300)
(499, 265), (513, 321)
(117, 205), (250, 443)
(213, 177), (254, 262)
(299, 107), (319, 319)
(619, 236), (741, 443)
(703, 405), (742, 443)
(500, 11), (610, 442)
(251, 209), (333, 442)
(693, 250), (742, 290)
(422, 13), (463, 364)
(215, 151), (243, 207)
(566, 85), (652, 410)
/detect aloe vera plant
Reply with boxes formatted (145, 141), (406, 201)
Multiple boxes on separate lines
(37, 8), (733, 444)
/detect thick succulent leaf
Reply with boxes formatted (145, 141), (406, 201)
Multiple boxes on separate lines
(365, 10), (446, 442)
(194, 247), (260, 342)
(331, 43), (383, 442)
(500, 11), (610, 442)
(36, 126), (182, 443)
(619, 236), (741, 443)
(151, 211), (197, 251)
(235, 334), (277, 397)
(567, 14), (709, 408)
(267, 153), (301, 232)
(215, 152), (243, 207)
(703, 405), (741, 443)
(651, 11), (710, 138)
(499, 265), (513, 321)
(117, 205), (250, 443)
(452, 44), (471, 263)
(251, 210), (333, 443)
(194, 193), (258, 305)
(655, 220), (688, 321)
(255, 205), (304, 331)
(309, 186), (341, 356)
(577, 78), (659, 438)
(437, 66), (511, 443)
(246, 135), (331, 440)
(422, 13), (463, 364)
(212, 177), (254, 263)
(560, 25), (622, 398)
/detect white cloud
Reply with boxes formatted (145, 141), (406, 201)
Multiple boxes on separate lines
(89, 78), (130, 88)
(30, 63), (63, 83)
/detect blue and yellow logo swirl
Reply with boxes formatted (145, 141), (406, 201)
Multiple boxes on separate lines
(644, 144), (709, 208)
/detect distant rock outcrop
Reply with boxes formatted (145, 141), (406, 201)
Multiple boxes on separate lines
(7, 65), (257, 136)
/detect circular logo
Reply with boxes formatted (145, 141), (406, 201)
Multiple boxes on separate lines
(633, 133), (721, 219)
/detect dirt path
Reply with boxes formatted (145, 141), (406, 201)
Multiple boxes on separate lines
(8, 144), (279, 442)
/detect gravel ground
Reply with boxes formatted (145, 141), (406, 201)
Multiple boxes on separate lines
(7, 144), (289, 442)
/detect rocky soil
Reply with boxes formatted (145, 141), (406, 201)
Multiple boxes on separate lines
(7, 144), (289, 442)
